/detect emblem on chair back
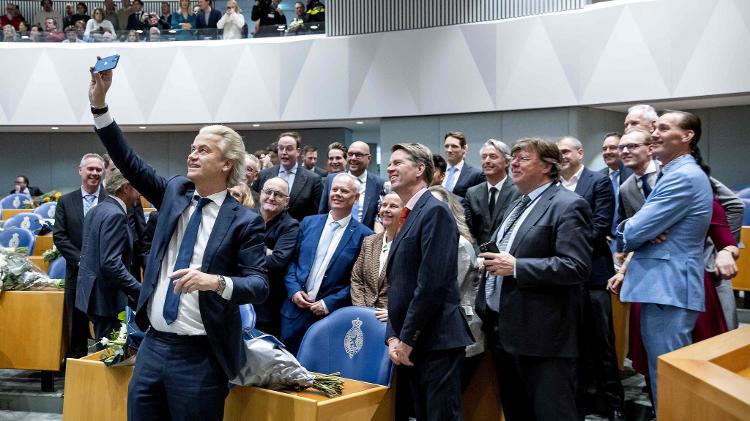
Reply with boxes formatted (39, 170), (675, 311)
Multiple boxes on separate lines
(12, 196), (20, 208)
(21, 216), (31, 229)
(9, 233), (20, 248)
(47, 205), (56, 218)
(344, 317), (364, 359)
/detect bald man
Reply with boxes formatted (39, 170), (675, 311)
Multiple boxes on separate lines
(319, 141), (385, 229)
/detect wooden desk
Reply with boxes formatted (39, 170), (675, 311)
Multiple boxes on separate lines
(659, 325), (750, 420)
(611, 295), (630, 369)
(734, 227), (750, 291)
(63, 352), (394, 421)
(33, 234), (53, 256)
(27, 255), (49, 273)
(2, 208), (32, 221)
(0, 290), (65, 371)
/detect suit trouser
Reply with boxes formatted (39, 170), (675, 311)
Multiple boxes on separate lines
(64, 285), (90, 359)
(640, 303), (698, 412)
(484, 314), (578, 421)
(399, 347), (465, 421)
(128, 329), (228, 421)
(578, 287), (624, 413)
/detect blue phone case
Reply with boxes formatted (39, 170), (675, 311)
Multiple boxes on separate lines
(93, 55), (120, 73)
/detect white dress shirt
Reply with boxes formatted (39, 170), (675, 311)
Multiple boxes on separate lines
(486, 175), (507, 195)
(349, 170), (367, 222)
(560, 165), (584, 191)
(379, 235), (392, 275)
(442, 160), (465, 191)
(306, 213), (352, 302)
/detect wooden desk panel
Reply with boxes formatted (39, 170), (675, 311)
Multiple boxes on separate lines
(0, 291), (65, 371)
(2, 209), (32, 221)
(33, 234), (53, 256)
(27, 256), (49, 273)
(611, 295), (630, 370)
(735, 227), (750, 291)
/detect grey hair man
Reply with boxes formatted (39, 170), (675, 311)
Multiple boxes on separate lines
(624, 104), (658, 133)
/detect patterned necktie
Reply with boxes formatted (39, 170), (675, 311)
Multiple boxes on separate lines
(445, 167), (458, 192)
(640, 175), (652, 199)
(163, 196), (213, 324)
(83, 194), (96, 216)
(306, 221), (341, 293)
(488, 187), (498, 216)
(485, 195), (532, 312)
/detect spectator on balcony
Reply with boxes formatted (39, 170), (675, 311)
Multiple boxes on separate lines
(160, 2), (172, 26)
(84, 8), (115, 41)
(117, 0), (133, 30)
(68, 2), (91, 28)
(44, 17), (65, 41)
(148, 26), (160, 41)
(33, 0), (63, 28)
(63, 24), (83, 42)
(144, 12), (171, 30)
(27, 24), (42, 41)
(102, 0), (118, 29)
(126, 28), (139, 41)
(252, 0), (286, 28)
(2, 24), (16, 41)
(17, 20), (28, 36)
(74, 18), (86, 37)
(305, 0), (324, 23)
(286, 1), (306, 32)
(126, 0), (146, 30)
(1, 4), (23, 30)
(327, 142), (347, 174)
(196, 0), (221, 29)
(217, 0), (244, 39)
(171, 0), (197, 40)
(62, 3), (74, 28)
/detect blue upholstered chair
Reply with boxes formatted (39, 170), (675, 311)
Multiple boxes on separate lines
(34, 202), (58, 219)
(3, 213), (43, 234)
(0, 194), (33, 209)
(296, 306), (393, 386)
(48, 256), (66, 279)
(0, 228), (36, 254)
(738, 188), (750, 200)
(743, 199), (750, 225)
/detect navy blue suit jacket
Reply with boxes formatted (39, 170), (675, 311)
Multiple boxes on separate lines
(386, 192), (473, 352)
(253, 165), (323, 222)
(196, 8), (222, 29)
(450, 163), (485, 198)
(318, 171), (385, 229)
(574, 167), (615, 286)
(95, 121), (269, 378)
(75, 196), (141, 319)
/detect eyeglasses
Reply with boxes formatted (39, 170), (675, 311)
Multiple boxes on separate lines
(262, 188), (288, 199)
(617, 143), (645, 152)
(347, 152), (369, 159)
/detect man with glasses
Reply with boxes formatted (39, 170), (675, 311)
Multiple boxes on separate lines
(617, 129), (659, 225)
(244, 153), (261, 205)
(280, 173), (372, 354)
(253, 132), (323, 221)
(477, 138), (591, 421)
(600, 132), (632, 252)
(256, 177), (299, 337)
(319, 141), (384, 229)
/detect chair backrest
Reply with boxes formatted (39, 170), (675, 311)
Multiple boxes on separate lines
(33, 202), (58, 219)
(296, 306), (393, 386)
(743, 199), (750, 226)
(48, 256), (66, 279)
(3, 213), (43, 234)
(0, 228), (35, 254)
(0, 193), (33, 209)
(739, 188), (750, 200)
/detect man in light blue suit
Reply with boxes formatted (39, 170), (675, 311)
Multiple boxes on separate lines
(614, 110), (712, 410)
(281, 172), (373, 354)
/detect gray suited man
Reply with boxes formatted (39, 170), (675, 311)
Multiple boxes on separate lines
(464, 139), (520, 246)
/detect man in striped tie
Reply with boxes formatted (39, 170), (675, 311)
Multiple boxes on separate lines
(477, 138), (592, 421)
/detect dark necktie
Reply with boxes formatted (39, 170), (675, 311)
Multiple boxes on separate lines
(640, 175), (652, 199)
(488, 187), (498, 216)
(163, 196), (213, 324)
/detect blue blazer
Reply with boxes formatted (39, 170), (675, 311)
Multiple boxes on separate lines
(282, 214), (372, 318)
(620, 155), (712, 312)
(75, 196), (141, 319)
(574, 167), (615, 286)
(385, 192), (474, 352)
(96, 121), (269, 378)
(451, 163), (485, 198)
(318, 172), (385, 229)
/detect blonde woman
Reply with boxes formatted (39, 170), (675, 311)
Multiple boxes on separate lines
(217, 0), (244, 40)
(170, 0), (196, 40)
(229, 182), (257, 209)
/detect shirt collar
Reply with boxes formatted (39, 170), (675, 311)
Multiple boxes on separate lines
(405, 186), (428, 210)
(279, 162), (298, 175)
(111, 195), (127, 213)
(527, 182), (552, 201)
(608, 167), (619, 176)
(447, 160), (465, 172)
(197, 189), (228, 207)
(81, 186), (99, 198)
(327, 211), (352, 227)
(348, 169), (367, 182)
(562, 165), (584, 184)
(643, 159), (658, 176)
(487, 175), (507, 192)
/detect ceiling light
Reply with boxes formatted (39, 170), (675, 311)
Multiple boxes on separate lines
(252, 124), (261, 127)
(139, 126), (147, 129)
(355, 121), (364, 125)
(50, 127), (59, 130)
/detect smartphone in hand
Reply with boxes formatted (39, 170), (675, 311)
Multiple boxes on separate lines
(479, 241), (500, 254)
(93, 54), (120, 73)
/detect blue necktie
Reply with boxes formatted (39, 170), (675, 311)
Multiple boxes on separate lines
(640, 175), (652, 199)
(83, 194), (96, 216)
(445, 167), (458, 192)
(610, 171), (619, 237)
(163, 196), (213, 324)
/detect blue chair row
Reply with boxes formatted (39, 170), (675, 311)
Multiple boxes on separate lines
(48, 256), (66, 279)
(3, 213), (44, 234)
(34, 202), (57, 219)
(0, 227), (36, 254)
(0, 193), (33, 209)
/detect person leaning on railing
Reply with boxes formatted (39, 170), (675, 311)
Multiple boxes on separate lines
(171, 0), (197, 40)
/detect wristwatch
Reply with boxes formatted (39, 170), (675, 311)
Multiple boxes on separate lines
(90, 104), (108, 115)
(215, 275), (226, 295)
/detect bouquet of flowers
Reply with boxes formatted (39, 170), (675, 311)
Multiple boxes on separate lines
(32, 191), (63, 207)
(42, 245), (61, 263)
(0, 246), (64, 295)
(95, 311), (139, 367)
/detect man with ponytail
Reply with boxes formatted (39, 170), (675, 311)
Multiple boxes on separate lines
(614, 110), (712, 411)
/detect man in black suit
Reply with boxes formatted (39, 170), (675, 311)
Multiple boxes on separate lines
(10, 175), (43, 196)
(385, 143), (473, 421)
(195, 0), (221, 29)
(253, 132), (322, 221)
(301, 145), (328, 178)
(477, 138), (591, 421)
(558, 136), (623, 419)
(442, 131), (485, 197)
(319, 141), (384, 229)
(599, 132), (632, 251)
(125, 0), (145, 30)
(53, 152), (107, 358)
(90, 68), (268, 419)
(75, 169), (141, 345)
(464, 139), (520, 246)
(255, 177), (299, 337)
